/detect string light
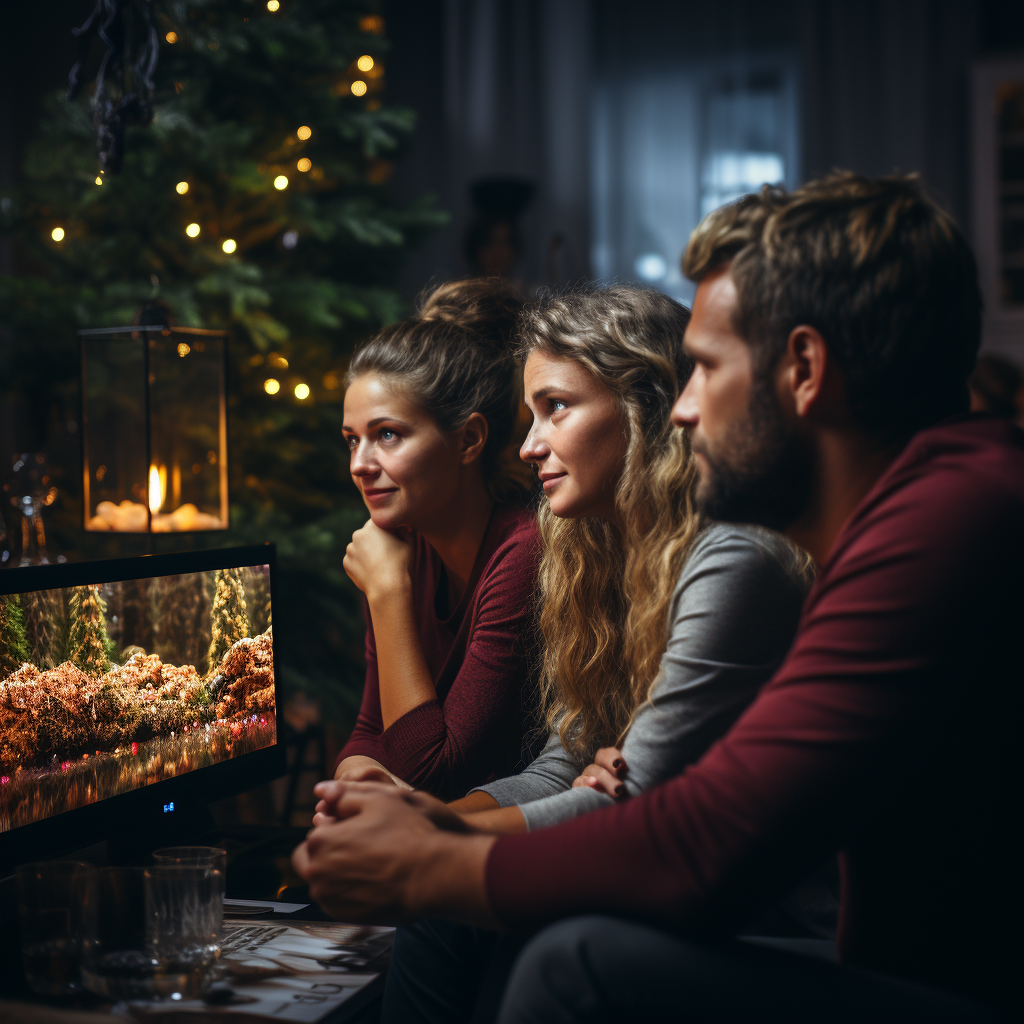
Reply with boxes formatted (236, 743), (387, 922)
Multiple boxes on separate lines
(351, 81), (367, 97)
(266, 0), (280, 11)
(176, 181), (189, 194)
(282, 230), (298, 249)
(264, 378), (281, 395)
(166, 31), (178, 43)
(222, 238), (237, 253)
(357, 55), (374, 72)
(296, 125), (312, 140)
(297, 157), (311, 172)
(51, 227), (65, 242)
(294, 383), (310, 400)
(177, 343), (191, 357)
(274, 175), (289, 190)
(95, 176), (103, 186)
(185, 222), (201, 237)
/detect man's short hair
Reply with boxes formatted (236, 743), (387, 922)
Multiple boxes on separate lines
(682, 172), (982, 439)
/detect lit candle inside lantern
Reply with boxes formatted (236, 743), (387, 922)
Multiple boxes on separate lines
(148, 464), (167, 514)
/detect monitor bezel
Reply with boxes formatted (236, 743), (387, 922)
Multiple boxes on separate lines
(0, 545), (285, 870)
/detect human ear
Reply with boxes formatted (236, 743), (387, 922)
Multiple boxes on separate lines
(784, 326), (829, 419)
(458, 412), (489, 464)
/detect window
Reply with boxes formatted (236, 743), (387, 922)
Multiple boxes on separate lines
(591, 55), (800, 303)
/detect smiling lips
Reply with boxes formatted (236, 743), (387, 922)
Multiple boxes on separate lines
(539, 473), (567, 492)
(362, 486), (398, 503)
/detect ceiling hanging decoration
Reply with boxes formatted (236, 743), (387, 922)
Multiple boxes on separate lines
(67, 0), (161, 174)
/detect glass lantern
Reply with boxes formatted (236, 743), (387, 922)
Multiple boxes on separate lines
(80, 327), (229, 533)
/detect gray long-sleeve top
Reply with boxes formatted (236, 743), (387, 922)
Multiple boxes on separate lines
(473, 523), (811, 830)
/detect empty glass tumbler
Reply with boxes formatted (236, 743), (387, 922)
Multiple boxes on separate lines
(144, 861), (223, 998)
(16, 861), (97, 996)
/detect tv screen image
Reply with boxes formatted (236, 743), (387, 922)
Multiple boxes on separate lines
(0, 564), (275, 832)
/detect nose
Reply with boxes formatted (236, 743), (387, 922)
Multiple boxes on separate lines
(349, 438), (379, 478)
(671, 373), (700, 429)
(520, 420), (550, 465)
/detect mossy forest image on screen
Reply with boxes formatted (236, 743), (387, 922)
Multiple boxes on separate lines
(0, 566), (275, 831)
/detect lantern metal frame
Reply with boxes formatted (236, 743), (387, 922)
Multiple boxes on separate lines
(79, 325), (230, 533)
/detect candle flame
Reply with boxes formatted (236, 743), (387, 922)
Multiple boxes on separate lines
(148, 464), (166, 514)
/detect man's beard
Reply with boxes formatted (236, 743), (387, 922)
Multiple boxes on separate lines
(692, 379), (814, 532)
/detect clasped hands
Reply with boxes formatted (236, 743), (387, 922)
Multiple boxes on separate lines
(291, 779), (495, 925)
(291, 747), (630, 925)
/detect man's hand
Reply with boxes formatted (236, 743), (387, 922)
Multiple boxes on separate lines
(291, 781), (499, 926)
(314, 778), (467, 831)
(343, 519), (413, 602)
(571, 746), (629, 798)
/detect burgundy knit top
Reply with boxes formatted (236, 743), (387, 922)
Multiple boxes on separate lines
(338, 503), (540, 801)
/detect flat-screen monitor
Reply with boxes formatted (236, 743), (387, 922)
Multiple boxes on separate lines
(0, 545), (285, 869)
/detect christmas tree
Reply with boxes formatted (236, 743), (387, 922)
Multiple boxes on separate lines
(20, 590), (63, 670)
(208, 568), (251, 672)
(153, 572), (213, 672)
(69, 585), (117, 676)
(0, 1), (445, 727)
(0, 595), (32, 676)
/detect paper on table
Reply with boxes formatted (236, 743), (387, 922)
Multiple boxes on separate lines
(119, 921), (394, 1022)
(223, 898), (311, 914)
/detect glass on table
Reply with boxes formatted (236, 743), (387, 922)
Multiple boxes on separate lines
(16, 861), (97, 996)
(152, 846), (226, 939)
(81, 866), (161, 999)
(144, 862), (223, 998)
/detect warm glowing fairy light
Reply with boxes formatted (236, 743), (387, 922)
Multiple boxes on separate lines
(186, 222), (200, 237)
(294, 383), (310, 400)
(177, 342), (190, 357)
(95, 176), (103, 185)
(357, 55), (374, 72)
(176, 181), (189, 194)
(264, 378), (281, 395)
(296, 125), (312, 140)
(297, 157), (311, 172)
(166, 31), (178, 43)
(148, 464), (166, 514)
(351, 80), (367, 97)
(267, 0), (280, 11)
(222, 238), (237, 253)
(51, 226), (65, 242)
(274, 175), (289, 190)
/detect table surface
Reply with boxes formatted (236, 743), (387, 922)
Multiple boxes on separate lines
(1, 825), (386, 1024)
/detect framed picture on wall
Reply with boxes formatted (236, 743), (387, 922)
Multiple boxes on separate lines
(972, 59), (1024, 358)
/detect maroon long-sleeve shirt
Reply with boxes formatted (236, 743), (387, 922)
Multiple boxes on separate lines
(486, 417), (1022, 1007)
(339, 503), (539, 801)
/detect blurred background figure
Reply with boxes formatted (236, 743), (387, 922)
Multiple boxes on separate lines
(969, 354), (1024, 423)
(463, 177), (535, 280)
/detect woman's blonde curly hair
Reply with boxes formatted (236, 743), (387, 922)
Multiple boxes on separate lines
(516, 287), (699, 765)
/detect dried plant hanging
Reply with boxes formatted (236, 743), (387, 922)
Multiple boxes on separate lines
(67, 0), (161, 173)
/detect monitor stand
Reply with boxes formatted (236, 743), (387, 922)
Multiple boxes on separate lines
(105, 799), (217, 865)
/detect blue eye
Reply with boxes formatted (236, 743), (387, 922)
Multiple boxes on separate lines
(379, 428), (398, 442)
(552, 400), (566, 412)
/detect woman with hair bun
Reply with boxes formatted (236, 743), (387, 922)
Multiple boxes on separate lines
(334, 278), (539, 801)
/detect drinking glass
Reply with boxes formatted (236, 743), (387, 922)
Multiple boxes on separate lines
(16, 861), (97, 996)
(144, 862), (222, 998)
(152, 846), (226, 939)
(81, 866), (161, 999)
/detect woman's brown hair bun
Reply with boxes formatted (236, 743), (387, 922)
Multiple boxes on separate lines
(417, 278), (523, 348)
(347, 278), (533, 501)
